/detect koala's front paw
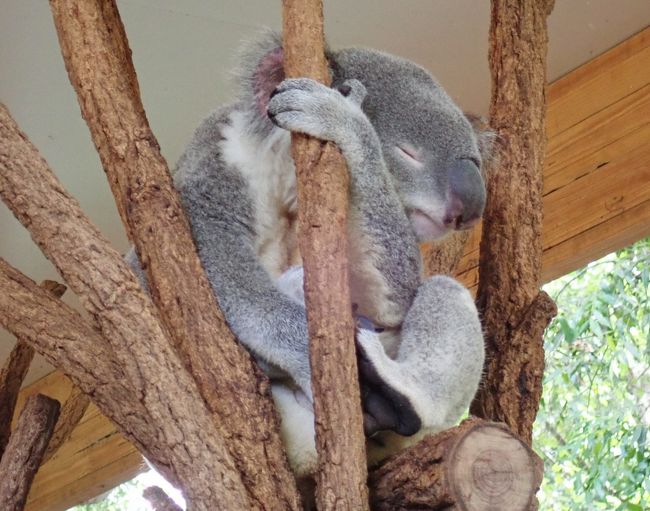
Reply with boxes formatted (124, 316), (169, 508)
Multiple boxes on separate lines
(267, 78), (366, 144)
(356, 330), (422, 437)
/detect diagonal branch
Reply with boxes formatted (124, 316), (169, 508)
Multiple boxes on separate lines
(0, 103), (248, 510)
(48, 2), (300, 507)
(0, 394), (60, 511)
(282, 0), (368, 509)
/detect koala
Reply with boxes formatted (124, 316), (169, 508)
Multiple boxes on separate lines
(126, 32), (488, 470)
(273, 266), (484, 476)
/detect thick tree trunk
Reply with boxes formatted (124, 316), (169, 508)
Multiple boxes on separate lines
(48, 2), (300, 508)
(470, 0), (558, 445)
(282, 1), (368, 510)
(0, 104), (249, 510)
(0, 394), (60, 511)
(0, 281), (65, 458)
(369, 419), (543, 511)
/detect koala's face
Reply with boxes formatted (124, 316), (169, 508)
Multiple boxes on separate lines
(332, 49), (487, 242)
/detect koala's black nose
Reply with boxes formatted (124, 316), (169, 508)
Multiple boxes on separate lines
(445, 159), (486, 229)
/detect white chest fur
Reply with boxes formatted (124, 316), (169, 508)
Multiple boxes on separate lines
(220, 111), (298, 277)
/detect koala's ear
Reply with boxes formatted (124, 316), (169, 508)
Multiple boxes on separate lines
(252, 46), (285, 115)
(464, 113), (497, 168)
(237, 31), (286, 117)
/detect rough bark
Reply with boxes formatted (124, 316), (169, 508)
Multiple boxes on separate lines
(0, 394), (60, 511)
(48, 2), (300, 508)
(143, 486), (183, 511)
(42, 384), (90, 464)
(369, 418), (543, 511)
(470, 0), (558, 444)
(0, 104), (249, 510)
(0, 346), (33, 459)
(283, 1), (369, 510)
(0, 281), (65, 458)
(422, 231), (472, 276)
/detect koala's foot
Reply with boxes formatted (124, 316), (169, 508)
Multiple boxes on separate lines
(356, 329), (422, 437)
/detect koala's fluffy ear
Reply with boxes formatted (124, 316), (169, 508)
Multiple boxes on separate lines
(237, 31), (286, 118)
(465, 113), (497, 170)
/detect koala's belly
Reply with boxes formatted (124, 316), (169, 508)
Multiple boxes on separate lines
(256, 208), (301, 278)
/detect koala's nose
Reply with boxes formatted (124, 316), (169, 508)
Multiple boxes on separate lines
(445, 159), (486, 229)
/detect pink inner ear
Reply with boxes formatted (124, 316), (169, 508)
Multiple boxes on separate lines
(254, 48), (285, 115)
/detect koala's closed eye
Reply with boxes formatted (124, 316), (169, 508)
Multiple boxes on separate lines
(395, 144), (423, 167)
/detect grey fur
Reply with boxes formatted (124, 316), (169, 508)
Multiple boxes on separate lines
(127, 33), (487, 439)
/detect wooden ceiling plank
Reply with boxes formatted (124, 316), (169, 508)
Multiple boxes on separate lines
(547, 28), (650, 136)
(545, 84), (650, 184)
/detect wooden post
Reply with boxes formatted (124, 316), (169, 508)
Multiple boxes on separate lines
(470, 0), (558, 444)
(282, 1), (369, 509)
(0, 394), (60, 511)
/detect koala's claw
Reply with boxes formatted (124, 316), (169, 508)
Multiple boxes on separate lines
(335, 79), (367, 106)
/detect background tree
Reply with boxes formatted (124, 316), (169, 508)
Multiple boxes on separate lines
(536, 237), (650, 510)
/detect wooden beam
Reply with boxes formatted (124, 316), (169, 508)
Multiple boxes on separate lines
(13, 27), (650, 511)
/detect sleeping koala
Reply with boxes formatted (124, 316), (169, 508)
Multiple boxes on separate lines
(126, 31), (488, 472)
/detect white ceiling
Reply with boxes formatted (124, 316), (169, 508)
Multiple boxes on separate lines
(1, 0), (649, 386)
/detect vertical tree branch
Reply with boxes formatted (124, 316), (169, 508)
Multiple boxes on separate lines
(0, 281), (65, 458)
(41, 384), (90, 464)
(143, 486), (183, 511)
(282, 1), (368, 509)
(470, 0), (558, 444)
(422, 231), (472, 276)
(47, 1), (300, 508)
(0, 394), (60, 511)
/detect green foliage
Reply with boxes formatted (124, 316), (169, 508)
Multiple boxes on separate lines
(535, 238), (650, 510)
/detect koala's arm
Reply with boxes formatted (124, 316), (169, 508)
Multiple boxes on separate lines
(268, 79), (422, 327)
(179, 167), (315, 395)
(126, 127), (314, 397)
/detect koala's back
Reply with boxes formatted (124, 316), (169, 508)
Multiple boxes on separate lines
(174, 104), (301, 279)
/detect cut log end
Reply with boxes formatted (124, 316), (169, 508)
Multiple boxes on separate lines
(370, 419), (541, 511)
(449, 424), (539, 511)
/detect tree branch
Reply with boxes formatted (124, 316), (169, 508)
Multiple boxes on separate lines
(0, 394), (60, 511)
(42, 384), (90, 464)
(282, 0), (368, 509)
(47, 2), (300, 507)
(0, 281), (65, 458)
(0, 103), (248, 510)
(470, 0), (557, 444)
(369, 418), (543, 511)
(143, 486), (183, 511)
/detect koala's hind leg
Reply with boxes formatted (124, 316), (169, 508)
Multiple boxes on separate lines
(357, 276), (485, 435)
